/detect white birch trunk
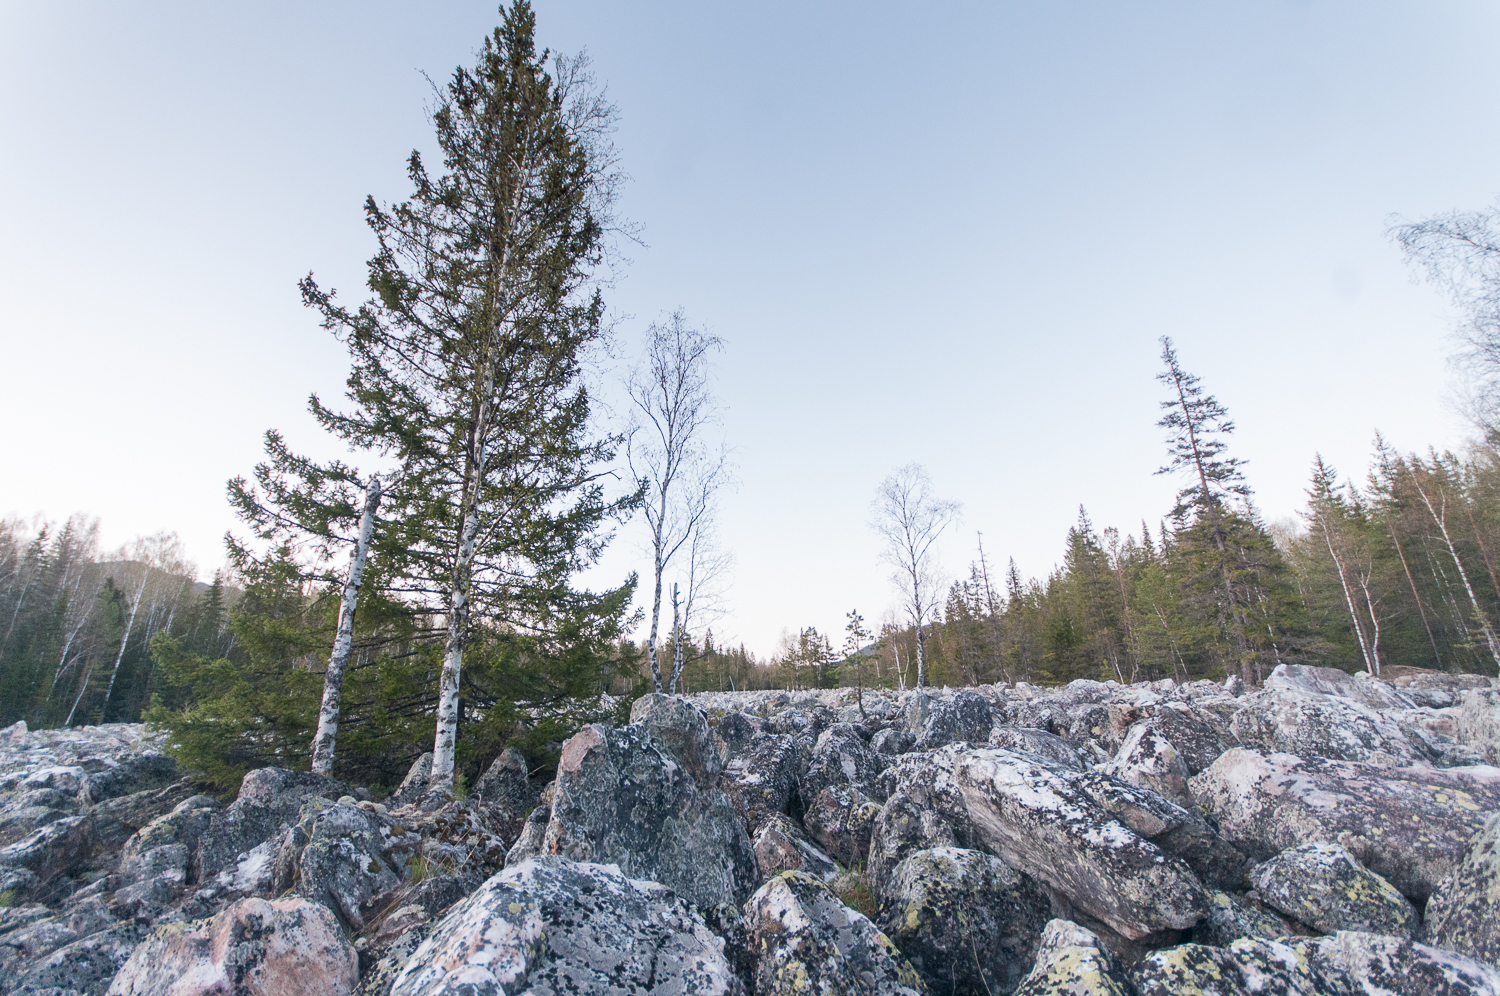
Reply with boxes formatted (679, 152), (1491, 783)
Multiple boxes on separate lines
(668, 582), (685, 693)
(1357, 571), (1382, 677)
(1412, 476), (1500, 673)
(101, 567), (148, 717)
(311, 476), (381, 777)
(1321, 516), (1375, 673)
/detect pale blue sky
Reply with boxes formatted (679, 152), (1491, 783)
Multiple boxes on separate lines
(2, 2), (1496, 657)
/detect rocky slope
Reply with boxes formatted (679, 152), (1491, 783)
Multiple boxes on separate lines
(3, 663), (1500, 995)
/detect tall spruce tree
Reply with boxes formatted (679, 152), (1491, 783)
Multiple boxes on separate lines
(1155, 336), (1283, 684)
(299, 3), (636, 793)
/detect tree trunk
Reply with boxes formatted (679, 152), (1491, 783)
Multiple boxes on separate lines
(1386, 518), (1443, 668)
(311, 476), (381, 777)
(1412, 473), (1500, 673)
(101, 569), (148, 720)
(1320, 513), (1375, 673)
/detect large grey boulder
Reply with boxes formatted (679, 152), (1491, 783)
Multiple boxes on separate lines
(743, 870), (925, 996)
(106, 896), (358, 996)
(197, 768), (350, 881)
(629, 693), (723, 777)
(800, 723), (884, 801)
(470, 746), (540, 837)
(722, 733), (803, 834)
(1012, 919), (1133, 996)
(77, 752), (177, 805)
(1144, 700), (1228, 774)
(11, 920), (146, 996)
(1132, 937), (1338, 995)
(1230, 688), (1430, 766)
(986, 727), (1084, 771)
(1265, 663), (1416, 709)
(1097, 722), (1190, 806)
(801, 781), (882, 868)
(1424, 811), (1500, 968)
(1289, 930), (1500, 996)
(274, 799), (403, 931)
(877, 847), (1049, 996)
(951, 748), (1208, 939)
(541, 722), (758, 907)
(867, 785), (966, 896)
(0, 814), (100, 882)
(389, 857), (742, 996)
(753, 812), (840, 882)
(1190, 748), (1500, 903)
(1252, 841), (1418, 938)
(1191, 889), (1297, 947)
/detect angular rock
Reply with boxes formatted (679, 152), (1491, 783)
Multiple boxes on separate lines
(470, 747), (538, 818)
(629, 693), (723, 777)
(753, 812), (840, 881)
(1097, 722), (1190, 806)
(1265, 663), (1416, 711)
(713, 709), (761, 760)
(1133, 937), (1337, 995)
(987, 727), (1084, 771)
(88, 776), (200, 847)
(384, 753), (432, 809)
(542, 722), (758, 907)
(913, 690), (993, 749)
(723, 733), (803, 834)
(197, 767), (350, 881)
(1231, 688), (1429, 766)
(107, 896), (358, 996)
(0, 814), (100, 880)
(1190, 748), (1500, 903)
(1191, 890), (1297, 947)
(1252, 841), (1418, 938)
(868, 786), (964, 897)
(801, 723), (884, 801)
(870, 727), (916, 756)
(744, 870), (925, 996)
(1290, 930), (1500, 996)
(952, 748), (1208, 939)
(1146, 700), (1228, 774)
(1423, 811), (1500, 969)
(877, 847), (1049, 996)
(1073, 771), (1249, 891)
(77, 752), (176, 805)
(1013, 918), (1133, 996)
(802, 782), (882, 868)
(389, 857), (742, 996)
(278, 799), (403, 930)
(13, 920), (145, 996)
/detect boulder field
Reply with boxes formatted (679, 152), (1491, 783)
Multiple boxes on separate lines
(2, 663), (1500, 994)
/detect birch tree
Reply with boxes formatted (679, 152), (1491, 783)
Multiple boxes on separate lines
(627, 312), (728, 693)
(300, 2), (635, 794)
(872, 463), (960, 689)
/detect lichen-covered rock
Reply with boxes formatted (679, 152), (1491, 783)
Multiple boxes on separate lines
(871, 727), (916, 756)
(1147, 700), (1229, 774)
(470, 747), (539, 838)
(385, 754), (432, 809)
(275, 799), (402, 930)
(1190, 748), (1500, 904)
(1098, 722), (1191, 806)
(106, 896), (358, 996)
(197, 768), (350, 881)
(952, 748), (1208, 939)
(390, 857), (742, 996)
(1073, 771), (1249, 891)
(723, 732), (803, 834)
(867, 786), (964, 896)
(754, 812), (840, 881)
(77, 752), (177, 806)
(1264, 664), (1415, 711)
(11, 920), (146, 996)
(1290, 929), (1500, 996)
(0, 814), (101, 887)
(801, 723), (884, 801)
(801, 782), (882, 868)
(744, 870), (925, 996)
(1013, 919), (1133, 996)
(88, 776), (200, 847)
(1252, 841), (1418, 938)
(877, 847), (1049, 996)
(542, 722), (758, 907)
(987, 727), (1084, 771)
(1191, 890), (1298, 947)
(1423, 812), (1500, 969)
(630, 692), (724, 777)
(912, 690), (993, 749)
(1230, 688), (1430, 766)
(1133, 937), (1337, 995)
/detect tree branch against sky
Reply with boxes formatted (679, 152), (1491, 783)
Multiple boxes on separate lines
(871, 464), (960, 690)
